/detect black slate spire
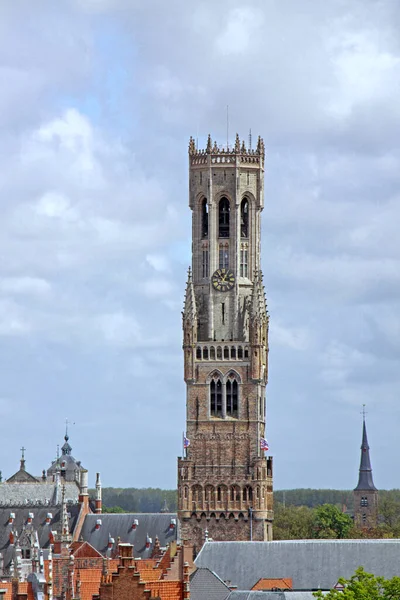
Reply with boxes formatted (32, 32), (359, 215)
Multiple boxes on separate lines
(354, 416), (377, 491)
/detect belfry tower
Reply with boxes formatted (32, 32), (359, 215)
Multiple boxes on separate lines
(177, 134), (273, 549)
(353, 414), (378, 529)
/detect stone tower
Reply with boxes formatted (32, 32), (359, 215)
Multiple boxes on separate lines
(177, 134), (273, 550)
(353, 416), (378, 529)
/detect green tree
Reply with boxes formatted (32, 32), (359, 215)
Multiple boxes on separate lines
(273, 502), (314, 540)
(313, 504), (352, 539)
(314, 567), (400, 599)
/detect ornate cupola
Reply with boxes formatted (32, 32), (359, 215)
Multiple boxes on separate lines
(47, 425), (85, 484)
(353, 410), (378, 529)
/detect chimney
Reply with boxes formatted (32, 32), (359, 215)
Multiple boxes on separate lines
(8, 512), (15, 525)
(145, 535), (152, 549)
(46, 512), (53, 525)
(183, 562), (190, 600)
(95, 472), (102, 514)
(27, 512), (34, 524)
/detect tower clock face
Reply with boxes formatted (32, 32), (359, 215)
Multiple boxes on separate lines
(212, 268), (235, 292)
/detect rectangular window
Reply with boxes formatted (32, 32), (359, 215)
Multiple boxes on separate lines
(240, 248), (248, 277)
(202, 249), (209, 278)
(219, 246), (229, 269)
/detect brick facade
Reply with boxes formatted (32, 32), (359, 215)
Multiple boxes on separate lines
(178, 135), (273, 550)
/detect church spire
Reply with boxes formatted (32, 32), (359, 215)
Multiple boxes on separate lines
(354, 412), (377, 491)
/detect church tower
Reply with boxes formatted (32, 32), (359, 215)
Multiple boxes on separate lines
(353, 414), (378, 529)
(177, 134), (273, 550)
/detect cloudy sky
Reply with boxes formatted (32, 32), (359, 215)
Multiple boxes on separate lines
(1, 0), (399, 492)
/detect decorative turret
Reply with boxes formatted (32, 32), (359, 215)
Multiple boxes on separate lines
(95, 472), (102, 514)
(182, 267), (198, 381)
(353, 409), (378, 529)
(47, 423), (85, 484)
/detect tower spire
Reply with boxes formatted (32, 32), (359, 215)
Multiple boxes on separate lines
(354, 410), (377, 491)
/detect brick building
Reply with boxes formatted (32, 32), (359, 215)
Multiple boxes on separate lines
(177, 134), (273, 549)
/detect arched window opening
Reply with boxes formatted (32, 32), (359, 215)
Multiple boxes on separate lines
(244, 348), (249, 358)
(238, 346), (243, 359)
(196, 347), (201, 359)
(210, 346), (215, 360)
(224, 346), (229, 359)
(203, 347), (209, 360)
(361, 496), (368, 507)
(241, 198), (249, 237)
(362, 513), (367, 524)
(226, 380), (238, 418)
(217, 487), (222, 502)
(217, 346), (222, 360)
(219, 197), (230, 238)
(202, 198), (208, 238)
(231, 347), (236, 359)
(243, 488), (247, 502)
(210, 379), (222, 417)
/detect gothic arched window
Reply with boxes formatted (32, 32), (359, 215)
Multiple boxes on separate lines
(226, 379), (238, 417)
(210, 379), (222, 417)
(219, 197), (230, 238)
(241, 198), (249, 237)
(202, 198), (208, 238)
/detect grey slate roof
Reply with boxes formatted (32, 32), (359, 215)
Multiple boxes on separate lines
(190, 567), (231, 600)
(195, 540), (400, 591)
(227, 594), (320, 599)
(80, 513), (178, 559)
(0, 505), (81, 569)
(354, 418), (377, 491)
(0, 481), (80, 506)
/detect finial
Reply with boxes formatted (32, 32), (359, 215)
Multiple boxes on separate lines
(206, 134), (212, 153)
(188, 136), (196, 155)
(235, 133), (240, 153)
(187, 266), (192, 280)
(65, 418), (69, 442)
(241, 139), (246, 153)
(20, 447), (26, 471)
(361, 404), (367, 421)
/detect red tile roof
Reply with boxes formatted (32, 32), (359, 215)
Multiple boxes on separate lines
(252, 577), (293, 590)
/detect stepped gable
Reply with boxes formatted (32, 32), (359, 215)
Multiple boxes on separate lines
(79, 513), (178, 559)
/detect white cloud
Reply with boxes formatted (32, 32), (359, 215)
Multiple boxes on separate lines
(0, 277), (51, 297)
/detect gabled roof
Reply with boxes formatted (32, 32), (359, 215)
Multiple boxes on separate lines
(354, 418), (377, 491)
(190, 567), (230, 600)
(0, 505), (81, 570)
(79, 513), (178, 559)
(195, 540), (400, 591)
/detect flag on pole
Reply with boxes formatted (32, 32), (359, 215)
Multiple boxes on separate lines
(260, 437), (269, 452)
(183, 436), (190, 449)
